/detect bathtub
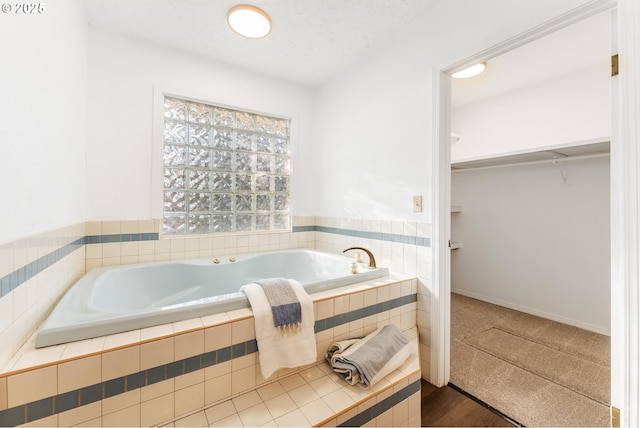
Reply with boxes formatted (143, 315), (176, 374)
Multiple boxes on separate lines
(35, 249), (389, 348)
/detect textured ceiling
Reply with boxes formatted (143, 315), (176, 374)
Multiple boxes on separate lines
(83, 0), (439, 86)
(83, 0), (606, 96)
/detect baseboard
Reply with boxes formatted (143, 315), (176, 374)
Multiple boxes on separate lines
(451, 288), (611, 336)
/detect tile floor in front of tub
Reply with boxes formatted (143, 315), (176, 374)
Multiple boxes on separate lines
(159, 355), (421, 428)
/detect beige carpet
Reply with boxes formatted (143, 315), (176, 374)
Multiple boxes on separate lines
(451, 293), (610, 427)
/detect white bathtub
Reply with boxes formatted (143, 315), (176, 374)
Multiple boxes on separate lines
(35, 249), (388, 348)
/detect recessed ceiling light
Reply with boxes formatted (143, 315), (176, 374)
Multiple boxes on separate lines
(227, 4), (271, 39)
(451, 62), (487, 79)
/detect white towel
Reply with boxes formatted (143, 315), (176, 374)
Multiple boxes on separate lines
(241, 279), (317, 379)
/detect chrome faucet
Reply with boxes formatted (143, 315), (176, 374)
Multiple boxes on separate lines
(343, 247), (377, 269)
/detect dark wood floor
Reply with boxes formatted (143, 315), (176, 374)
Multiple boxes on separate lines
(421, 380), (518, 427)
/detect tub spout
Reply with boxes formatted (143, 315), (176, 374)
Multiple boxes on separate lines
(343, 247), (377, 269)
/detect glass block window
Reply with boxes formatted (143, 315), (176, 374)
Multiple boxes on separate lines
(162, 97), (291, 236)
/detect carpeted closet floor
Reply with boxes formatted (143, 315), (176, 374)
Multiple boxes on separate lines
(450, 293), (610, 427)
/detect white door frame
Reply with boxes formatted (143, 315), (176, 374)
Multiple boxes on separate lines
(431, 0), (640, 425)
(612, 1), (640, 425)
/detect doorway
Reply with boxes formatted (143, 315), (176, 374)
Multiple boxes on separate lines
(446, 12), (611, 427)
(431, 2), (635, 424)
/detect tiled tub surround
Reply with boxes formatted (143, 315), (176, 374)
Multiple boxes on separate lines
(0, 274), (418, 427)
(311, 217), (432, 384)
(0, 223), (87, 376)
(84, 219), (316, 272)
(0, 214), (432, 415)
(82, 216), (432, 381)
(0, 218), (315, 370)
(163, 352), (421, 428)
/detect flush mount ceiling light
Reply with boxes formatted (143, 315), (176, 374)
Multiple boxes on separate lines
(451, 62), (487, 79)
(227, 4), (272, 39)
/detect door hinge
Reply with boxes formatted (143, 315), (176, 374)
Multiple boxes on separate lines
(612, 54), (619, 77)
(612, 406), (620, 428)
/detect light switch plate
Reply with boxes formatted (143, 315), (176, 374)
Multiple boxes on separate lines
(413, 195), (422, 212)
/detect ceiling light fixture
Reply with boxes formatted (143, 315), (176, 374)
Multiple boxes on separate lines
(451, 62), (487, 79)
(227, 4), (271, 39)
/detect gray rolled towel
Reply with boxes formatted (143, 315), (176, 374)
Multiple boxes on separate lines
(327, 324), (413, 388)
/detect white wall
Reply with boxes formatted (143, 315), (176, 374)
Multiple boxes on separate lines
(0, 0), (87, 244)
(451, 156), (611, 333)
(314, 44), (434, 220)
(451, 62), (611, 161)
(86, 27), (318, 221)
(312, 0), (596, 382)
(313, 0), (594, 221)
(0, 0), (88, 365)
(84, 0), (597, 223)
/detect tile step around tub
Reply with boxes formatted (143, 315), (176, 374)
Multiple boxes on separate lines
(162, 356), (422, 428)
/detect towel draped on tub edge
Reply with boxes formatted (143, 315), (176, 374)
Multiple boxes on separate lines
(241, 278), (317, 379)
